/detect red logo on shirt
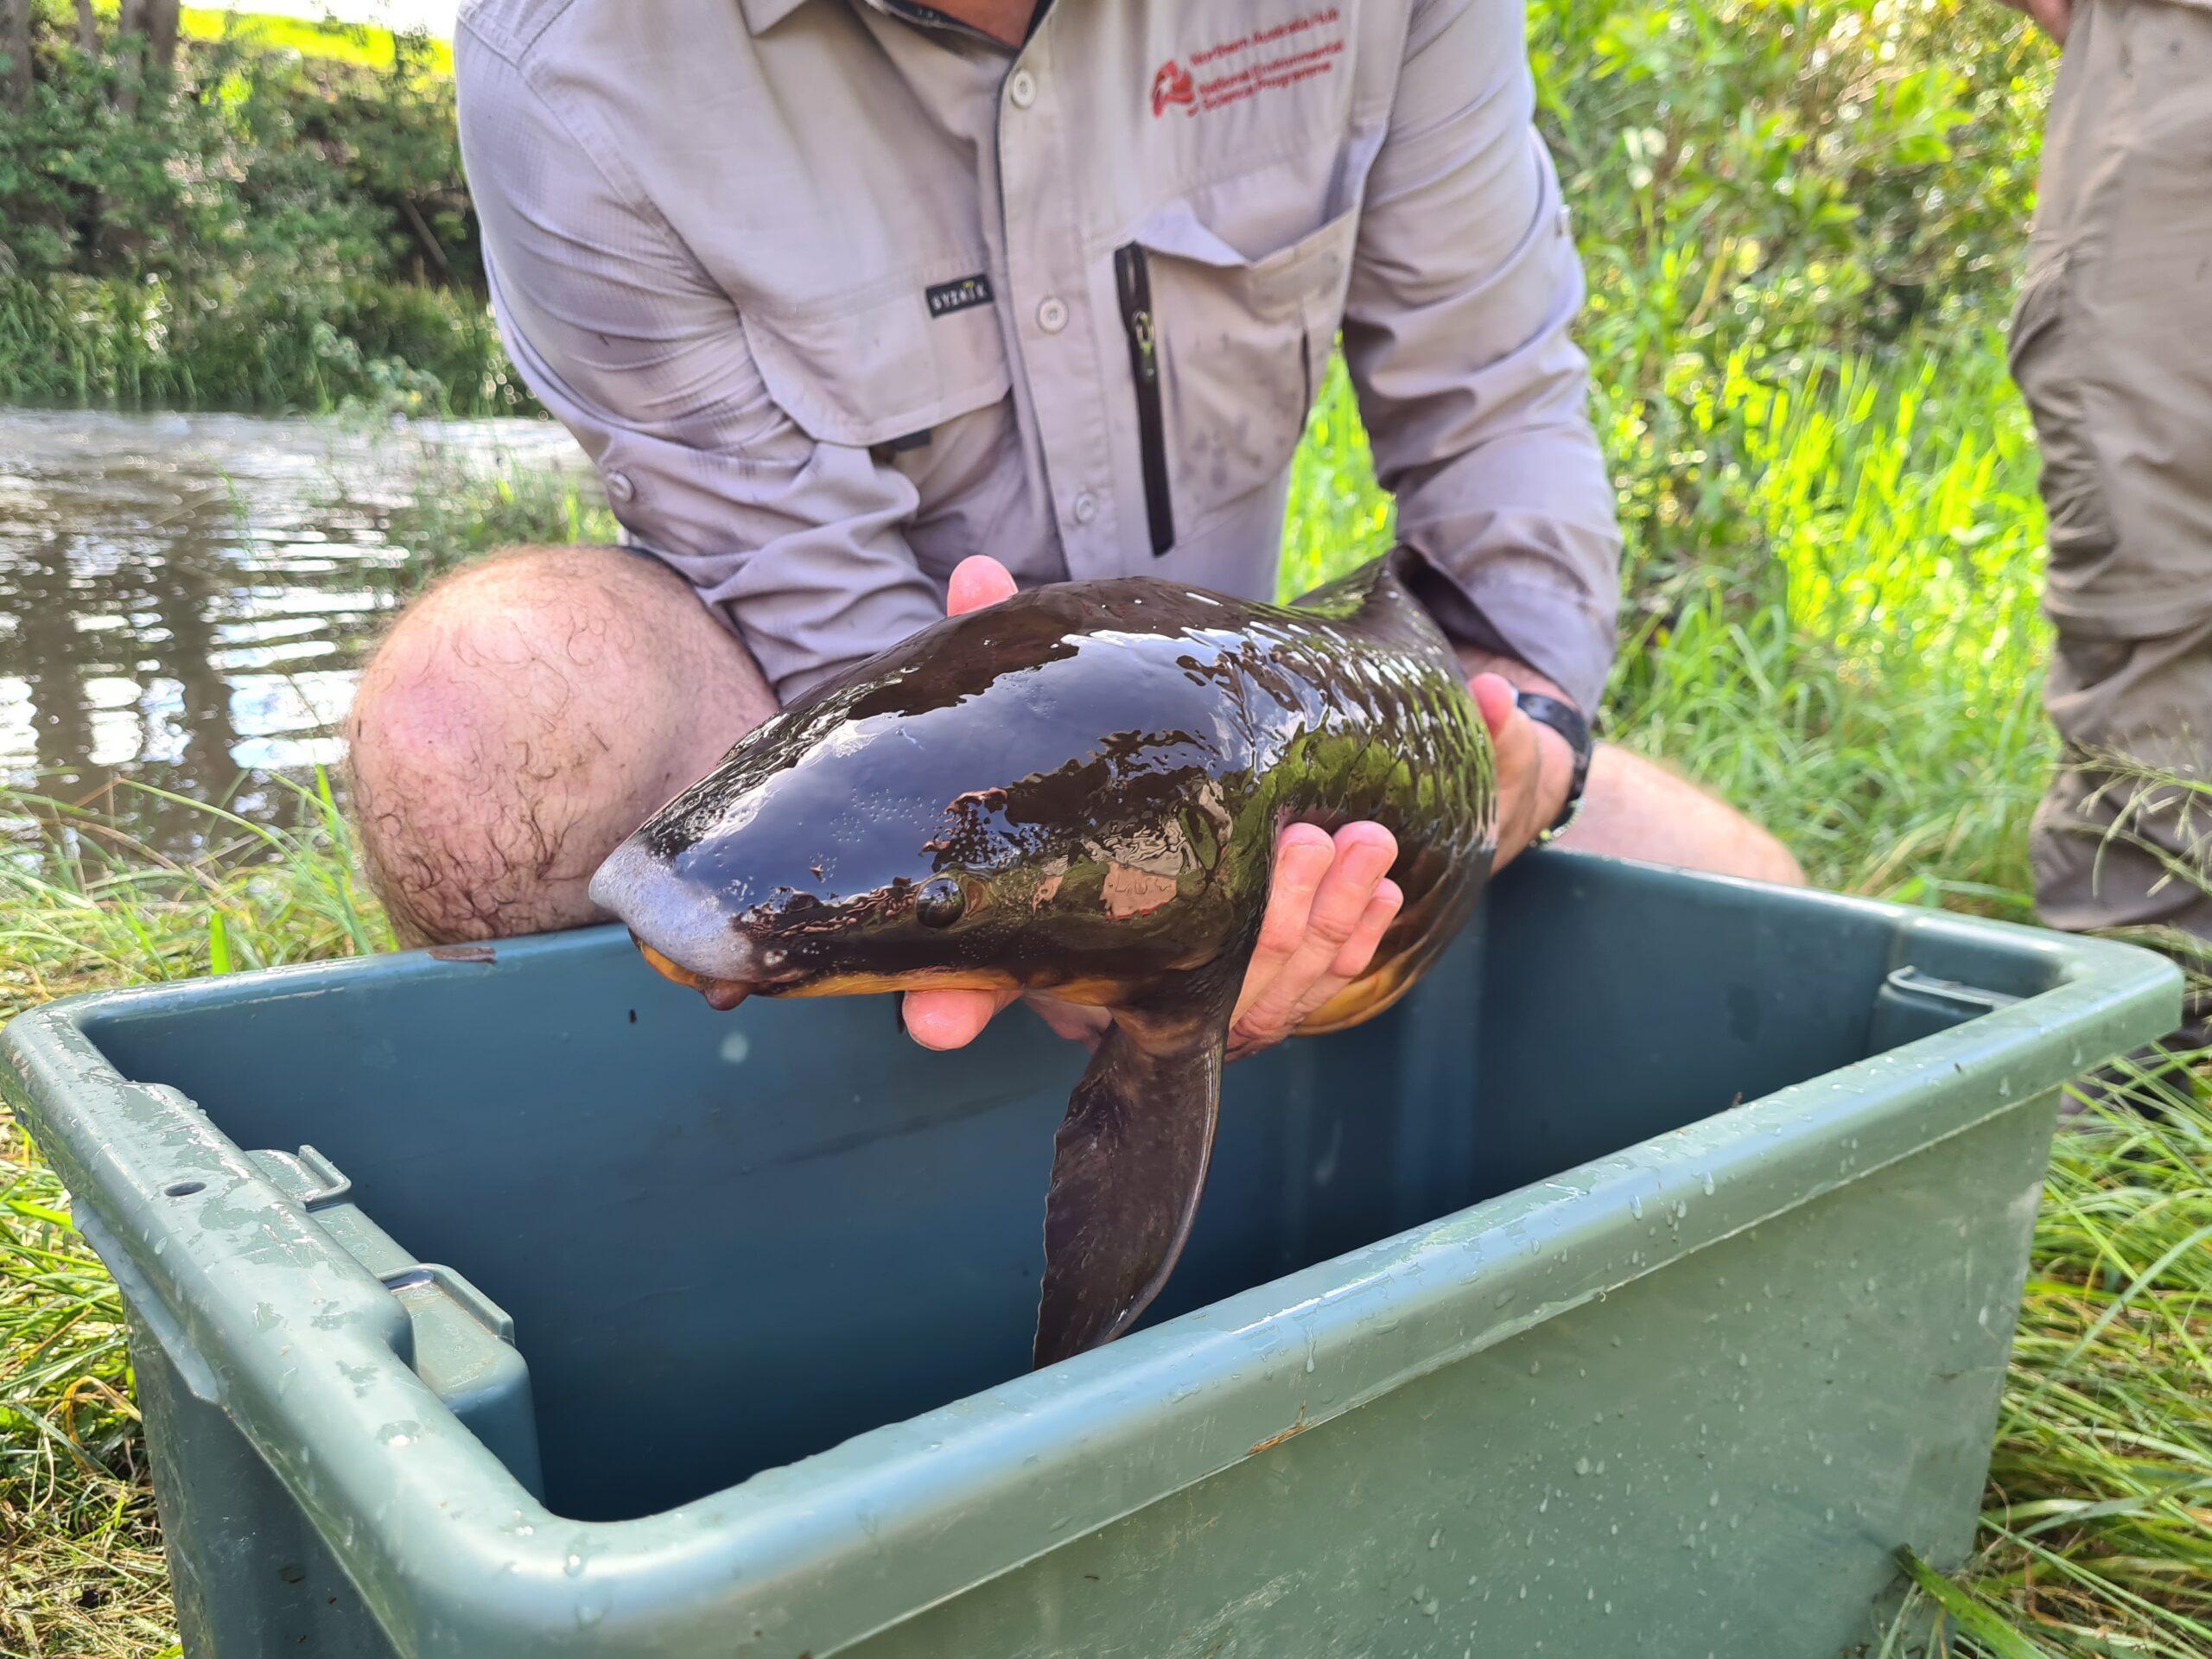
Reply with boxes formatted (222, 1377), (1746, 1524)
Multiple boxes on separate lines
(1156, 10), (1345, 117)
(1151, 60), (1196, 117)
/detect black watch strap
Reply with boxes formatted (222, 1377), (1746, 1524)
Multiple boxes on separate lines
(1513, 690), (1592, 845)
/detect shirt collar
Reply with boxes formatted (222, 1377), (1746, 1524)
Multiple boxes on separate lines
(738, 0), (811, 32)
(741, 0), (1003, 37)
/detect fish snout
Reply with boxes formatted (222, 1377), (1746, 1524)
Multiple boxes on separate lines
(591, 840), (760, 1008)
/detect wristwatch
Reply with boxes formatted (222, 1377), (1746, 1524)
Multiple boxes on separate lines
(1513, 690), (1592, 845)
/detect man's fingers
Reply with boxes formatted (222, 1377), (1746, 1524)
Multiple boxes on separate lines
(909, 560), (1016, 1050)
(948, 555), (1019, 616)
(1468, 671), (1518, 738)
(1327, 876), (1403, 983)
(1472, 674), (1539, 785)
(1468, 671), (1547, 867)
(1300, 823), (1397, 958)
(903, 983), (1020, 1049)
(1274, 878), (1406, 1038)
(1233, 823), (1396, 1052)
(1241, 822), (1334, 1000)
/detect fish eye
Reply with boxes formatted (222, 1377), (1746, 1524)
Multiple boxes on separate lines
(916, 876), (965, 928)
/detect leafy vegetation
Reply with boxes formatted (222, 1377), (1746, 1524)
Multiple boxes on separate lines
(0, 3), (516, 412)
(1, 0), (2205, 1654)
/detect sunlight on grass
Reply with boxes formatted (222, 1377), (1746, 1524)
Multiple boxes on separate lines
(179, 7), (453, 73)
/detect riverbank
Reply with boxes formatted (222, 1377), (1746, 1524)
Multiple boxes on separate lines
(5, 1), (2206, 1650)
(5, 308), (2211, 1650)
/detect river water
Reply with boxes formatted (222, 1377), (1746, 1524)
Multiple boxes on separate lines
(0, 409), (583, 856)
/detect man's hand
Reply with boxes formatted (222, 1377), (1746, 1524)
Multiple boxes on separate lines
(899, 558), (1573, 1058)
(1996, 0), (2070, 41)
(1459, 646), (1579, 874)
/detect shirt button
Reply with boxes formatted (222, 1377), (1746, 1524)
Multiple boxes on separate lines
(1036, 296), (1068, 334)
(603, 470), (636, 505)
(1007, 68), (1037, 109)
(1071, 490), (1097, 524)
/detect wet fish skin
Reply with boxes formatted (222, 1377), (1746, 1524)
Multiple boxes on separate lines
(590, 551), (1497, 1365)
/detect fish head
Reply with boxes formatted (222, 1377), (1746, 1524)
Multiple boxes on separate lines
(590, 593), (1249, 1011)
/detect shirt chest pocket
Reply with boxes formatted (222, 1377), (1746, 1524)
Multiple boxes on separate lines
(1110, 145), (1379, 555)
(739, 279), (1012, 451)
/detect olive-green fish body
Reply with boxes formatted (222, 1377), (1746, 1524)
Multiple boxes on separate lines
(591, 552), (1497, 1364)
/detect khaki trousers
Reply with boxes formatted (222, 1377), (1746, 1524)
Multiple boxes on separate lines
(2010, 0), (2212, 967)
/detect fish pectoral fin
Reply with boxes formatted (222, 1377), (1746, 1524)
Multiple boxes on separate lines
(1033, 1005), (1230, 1369)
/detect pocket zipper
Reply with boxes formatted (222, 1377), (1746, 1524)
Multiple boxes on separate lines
(1114, 242), (1175, 557)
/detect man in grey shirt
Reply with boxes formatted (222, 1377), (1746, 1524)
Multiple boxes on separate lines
(346, 0), (1798, 1056)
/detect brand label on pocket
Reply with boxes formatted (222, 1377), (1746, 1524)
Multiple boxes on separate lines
(925, 275), (994, 319)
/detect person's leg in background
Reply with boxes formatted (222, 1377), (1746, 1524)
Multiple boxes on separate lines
(2010, 0), (2212, 1042)
(1559, 747), (1804, 887)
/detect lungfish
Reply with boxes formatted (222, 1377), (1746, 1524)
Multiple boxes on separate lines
(590, 551), (1497, 1366)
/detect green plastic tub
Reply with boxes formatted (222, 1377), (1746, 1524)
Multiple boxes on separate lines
(1, 852), (2179, 1658)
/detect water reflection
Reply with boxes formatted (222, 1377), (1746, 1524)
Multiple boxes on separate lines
(0, 409), (582, 855)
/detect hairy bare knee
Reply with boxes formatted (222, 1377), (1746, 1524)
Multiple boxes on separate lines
(346, 545), (748, 944)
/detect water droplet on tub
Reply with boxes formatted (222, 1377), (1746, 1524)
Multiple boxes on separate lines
(1630, 1196), (1644, 1219)
(563, 1553), (584, 1578)
(1702, 1173), (1716, 1196)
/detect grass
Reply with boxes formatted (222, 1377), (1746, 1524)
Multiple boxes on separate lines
(0, 777), (389, 1658)
(0, 272), (524, 416)
(0, 0), (2202, 1643)
(0, 319), (2207, 1656)
(1290, 331), (2051, 905)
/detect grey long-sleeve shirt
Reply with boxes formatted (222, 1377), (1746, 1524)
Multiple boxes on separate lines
(454, 0), (1623, 712)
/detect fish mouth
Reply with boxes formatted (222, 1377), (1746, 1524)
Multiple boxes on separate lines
(596, 839), (771, 1009)
(633, 938), (755, 1011)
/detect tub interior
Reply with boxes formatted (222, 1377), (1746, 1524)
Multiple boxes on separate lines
(78, 855), (2048, 1522)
